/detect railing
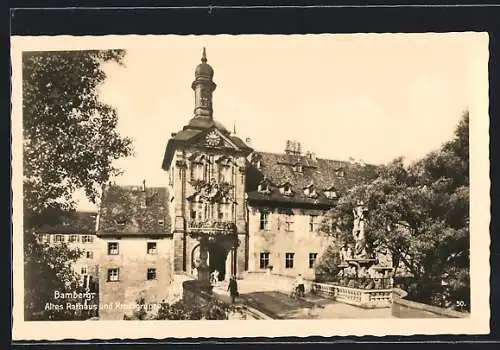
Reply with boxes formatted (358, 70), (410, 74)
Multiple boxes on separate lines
(311, 282), (393, 309)
(187, 220), (237, 236)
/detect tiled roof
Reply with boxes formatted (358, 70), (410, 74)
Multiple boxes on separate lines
(97, 184), (171, 236)
(246, 151), (379, 207)
(36, 211), (97, 234)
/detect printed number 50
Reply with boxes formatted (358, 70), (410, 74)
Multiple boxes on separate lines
(456, 301), (466, 307)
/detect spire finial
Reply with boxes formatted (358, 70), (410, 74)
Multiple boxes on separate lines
(201, 47), (207, 63)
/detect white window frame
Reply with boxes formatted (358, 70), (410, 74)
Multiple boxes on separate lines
(259, 252), (270, 269)
(309, 215), (318, 232)
(54, 234), (64, 243)
(309, 253), (318, 268)
(107, 268), (119, 282)
(259, 211), (270, 231)
(82, 235), (94, 243)
(147, 268), (157, 280)
(147, 242), (157, 255)
(285, 253), (295, 269)
(108, 242), (119, 255)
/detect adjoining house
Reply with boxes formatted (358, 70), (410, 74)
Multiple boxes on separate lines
(35, 211), (99, 292)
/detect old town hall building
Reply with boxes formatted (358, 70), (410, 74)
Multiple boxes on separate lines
(39, 49), (378, 319)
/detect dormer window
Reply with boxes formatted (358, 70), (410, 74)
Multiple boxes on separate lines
(279, 183), (294, 197)
(115, 218), (127, 227)
(293, 164), (303, 173)
(258, 179), (271, 194)
(324, 187), (338, 200)
(304, 184), (318, 199)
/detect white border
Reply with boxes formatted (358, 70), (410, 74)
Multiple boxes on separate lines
(11, 34), (490, 340)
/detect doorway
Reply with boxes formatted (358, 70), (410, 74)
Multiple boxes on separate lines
(208, 244), (230, 281)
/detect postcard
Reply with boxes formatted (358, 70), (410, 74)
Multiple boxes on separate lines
(11, 33), (490, 340)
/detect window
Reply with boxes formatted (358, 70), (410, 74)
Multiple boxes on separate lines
(283, 185), (293, 196)
(309, 215), (318, 232)
(147, 304), (154, 312)
(147, 268), (157, 280)
(218, 203), (231, 221)
(309, 253), (318, 268)
(54, 234), (64, 243)
(325, 190), (337, 199)
(191, 163), (204, 180)
(168, 169), (173, 186)
(108, 242), (119, 255)
(82, 235), (94, 243)
(258, 180), (271, 194)
(191, 202), (204, 221)
(259, 211), (270, 230)
(115, 219), (127, 227)
(107, 268), (119, 282)
(285, 215), (294, 232)
(40, 234), (50, 244)
(259, 252), (270, 269)
(293, 165), (303, 173)
(86, 251), (93, 259)
(81, 266), (88, 275)
(147, 242), (157, 255)
(219, 166), (231, 183)
(157, 219), (165, 226)
(285, 253), (295, 269)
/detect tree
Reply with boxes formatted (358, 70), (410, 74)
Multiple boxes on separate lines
(318, 112), (470, 311)
(23, 50), (133, 320)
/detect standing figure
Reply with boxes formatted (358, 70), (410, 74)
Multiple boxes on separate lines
(352, 202), (369, 258)
(346, 245), (353, 259)
(295, 274), (305, 297)
(228, 275), (239, 304)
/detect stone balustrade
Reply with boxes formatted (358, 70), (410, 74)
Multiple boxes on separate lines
(311, 282), (392, 308)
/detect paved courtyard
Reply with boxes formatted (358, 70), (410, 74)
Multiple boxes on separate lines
(212, 273), (395, 319)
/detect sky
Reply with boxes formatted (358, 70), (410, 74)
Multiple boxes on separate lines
(71, 33), (486, 210)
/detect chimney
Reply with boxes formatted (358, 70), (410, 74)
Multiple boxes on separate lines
(171, 132), (177, 137)
(296, 142), (302, 156)
(310, 152), (316, 161)
(142, 179), (146, 192)
(285, 140), (292, 155)
(245, 137), (252, 147)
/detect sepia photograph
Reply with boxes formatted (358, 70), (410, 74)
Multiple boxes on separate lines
(11, 33), (490, 339)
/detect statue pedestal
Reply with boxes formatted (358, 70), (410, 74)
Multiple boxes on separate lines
(197, 238), (210, 282)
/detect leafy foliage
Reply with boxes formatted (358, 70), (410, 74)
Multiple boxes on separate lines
(319, 112), (470, 311)
(23, 50), (132, 320)
(124, 298), (234, 320)
(23, 50), (132, 215)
